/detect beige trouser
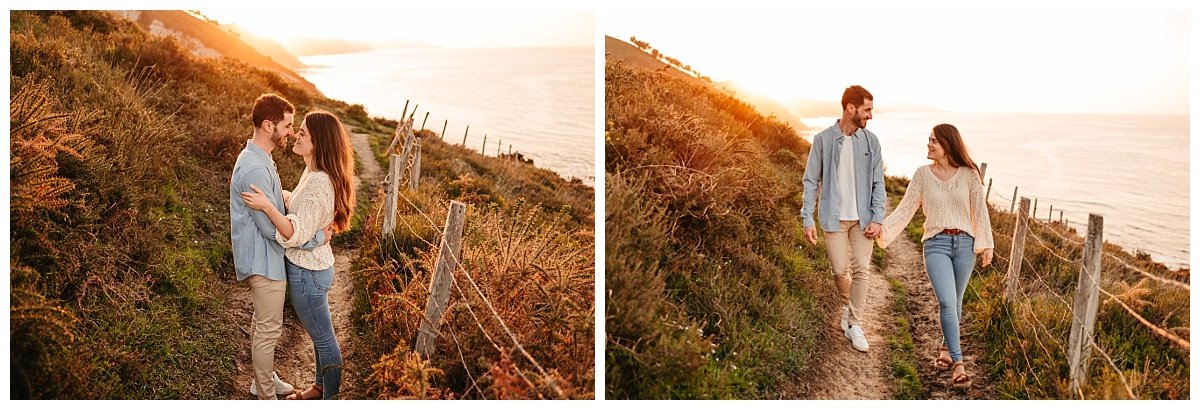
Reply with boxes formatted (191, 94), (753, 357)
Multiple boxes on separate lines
(824, 220), (874, 327)
(247, 274), (287, 399)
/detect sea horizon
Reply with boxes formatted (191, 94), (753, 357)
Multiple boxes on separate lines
(297, 46), (595, 186)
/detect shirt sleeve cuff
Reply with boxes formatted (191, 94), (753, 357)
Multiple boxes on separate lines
(275, 214), (305, 248)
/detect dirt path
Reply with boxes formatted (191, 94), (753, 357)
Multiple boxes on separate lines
(806, 196), (996, 399)
(806, 248), (895, 399)
(888, 232), (996, 399)
(225, 130), (381, 399)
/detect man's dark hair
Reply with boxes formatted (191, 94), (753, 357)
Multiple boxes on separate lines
(841, 85), (873, 112)
(251, 93), (294, 129)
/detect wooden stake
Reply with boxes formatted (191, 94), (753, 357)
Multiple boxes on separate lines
(415, 201), (468, 358)
(1005, 197), (1031, 301)
(1067, 214), (1104, 393)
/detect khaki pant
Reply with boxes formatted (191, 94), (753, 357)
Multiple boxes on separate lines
(247, 274), (287, 399)
(824, 220), (874, 326)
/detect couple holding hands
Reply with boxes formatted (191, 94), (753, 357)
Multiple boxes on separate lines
(802, 85), (995, 388)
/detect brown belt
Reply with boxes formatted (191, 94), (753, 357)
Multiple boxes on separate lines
(941, 229), (963, 235)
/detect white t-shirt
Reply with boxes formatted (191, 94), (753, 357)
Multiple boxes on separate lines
(837, 135), (859, 221)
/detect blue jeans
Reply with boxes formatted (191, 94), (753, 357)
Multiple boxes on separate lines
(922, 232), (976, 363)
(286, 260), (342, 399)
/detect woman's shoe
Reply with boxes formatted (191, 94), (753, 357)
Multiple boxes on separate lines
(933, 346), (953, 370)
(951, 362), (972, 388)
(286, 384), (323, 400)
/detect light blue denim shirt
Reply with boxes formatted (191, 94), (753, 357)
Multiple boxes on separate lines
(802, 120), (886, 232)
(230, 140), (324, 281)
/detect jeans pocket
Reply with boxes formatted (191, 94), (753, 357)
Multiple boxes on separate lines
(307, 268), (333, 293)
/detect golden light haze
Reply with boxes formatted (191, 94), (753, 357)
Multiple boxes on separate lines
(605, 8), (1189, 115)
(200, 8), (593, 49)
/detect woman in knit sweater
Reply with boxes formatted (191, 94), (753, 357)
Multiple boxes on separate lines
(876, 123), (993, 388)
(241, 111), (356, 399)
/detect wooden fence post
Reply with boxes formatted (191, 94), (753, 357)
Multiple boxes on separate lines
(441, 120), (448, 141)
(1067, 214), (1104, 394)
(384, 120), (406, 156)
(481, 134), (487, 155)
(1032, 198), (1038, 218)
(411, 104), (419, 121)
(410, 144), (422, 191)
(382, 154), (401, 238)
(980, 162), (988, 180)
(421, 112), (430, 130)
(1005, 197), (1031, 301)
(415, 201), (468, 358)
(1059, 210), (1064, 224)
(462, 125), (469, 146)
(1011, 187), (1019, 213)
(497, 139), (502, 156)
(1048, 205), (1054, 223)
(508, 144), (512, 156)
(986, 178), (993, 204)
(400, 100), (410, 123)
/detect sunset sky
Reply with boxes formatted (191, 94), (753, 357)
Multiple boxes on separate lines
(200, 8), (594, 49)
(604, 7), (1189, 115)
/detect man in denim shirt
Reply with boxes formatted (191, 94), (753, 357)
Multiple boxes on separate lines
(231, 94), (330, 399)
(801, 85), (885, 353)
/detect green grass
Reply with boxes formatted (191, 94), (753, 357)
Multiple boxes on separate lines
(605, 59), (831, 399)
(886, 278), (923, 399)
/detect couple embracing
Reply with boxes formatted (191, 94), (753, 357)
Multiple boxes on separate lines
(230, 94), (356, 399)
(801, 85), (994, 388)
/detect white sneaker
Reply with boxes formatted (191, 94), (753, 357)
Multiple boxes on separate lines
(840, 306), (850, 333)
(249, 371), (295, 396)
(845, 325), (869, 352)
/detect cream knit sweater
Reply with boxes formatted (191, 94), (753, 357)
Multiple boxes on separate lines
(278, 170), (336, 270)
(877, 165), (995, 252)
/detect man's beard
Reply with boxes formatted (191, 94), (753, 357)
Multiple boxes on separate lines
(272, 130), (287, 149)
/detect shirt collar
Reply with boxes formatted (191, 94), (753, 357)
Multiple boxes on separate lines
(834, 119), (861, 141)
(245, 139), (274, 165)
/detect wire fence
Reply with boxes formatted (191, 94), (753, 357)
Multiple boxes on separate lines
(366, 109), (568, 398)
(976, 164), (1190, 398)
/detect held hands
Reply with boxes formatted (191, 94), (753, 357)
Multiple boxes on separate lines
(863, 222), (883, 239)
(980, 249), (994, 267)
(240, 184), (276, 213)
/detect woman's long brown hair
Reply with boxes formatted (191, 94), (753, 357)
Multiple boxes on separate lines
(303, 111), (355, 232)
(932, 123), (983, 183)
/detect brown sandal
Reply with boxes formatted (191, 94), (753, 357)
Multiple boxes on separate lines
(286, 384), (323, 400)
(951, 362), (971, 388)
(933, 346), (953, 370)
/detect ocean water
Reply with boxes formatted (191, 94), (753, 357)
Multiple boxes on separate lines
(298, 47), (595, 185)
(802, 113), (1189, 268)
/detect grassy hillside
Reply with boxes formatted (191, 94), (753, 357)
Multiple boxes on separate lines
(605, 35), (806, 131)
(120, 10), (318, 94)
(343, 125), (595, 399)
(9, 10), (593, 399)
(605, 57), (838, 398)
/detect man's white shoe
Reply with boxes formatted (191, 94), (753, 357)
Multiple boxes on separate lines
(249, 371), (295, 396)
(840, 307), (850, 332)
(845, 325), (869, 352)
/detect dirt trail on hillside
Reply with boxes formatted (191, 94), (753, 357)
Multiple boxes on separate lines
(805, 244), (895, 399)
(224, 130), (381, 399)
(806, 202), (995, 399)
